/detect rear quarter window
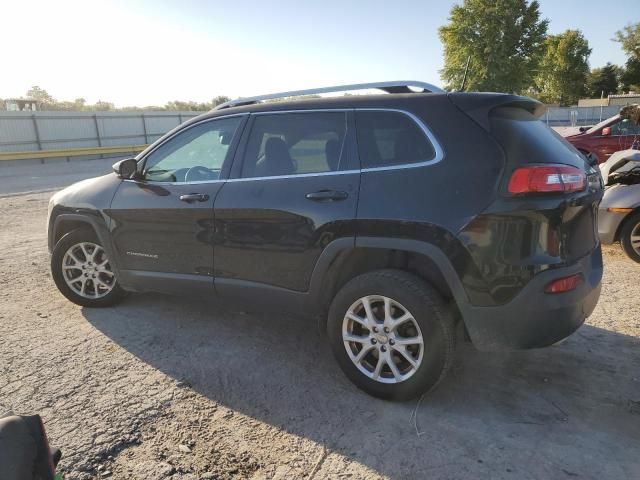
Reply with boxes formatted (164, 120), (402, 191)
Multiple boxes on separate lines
(355, 111), (436, 169)
(490, 107), (585, 168)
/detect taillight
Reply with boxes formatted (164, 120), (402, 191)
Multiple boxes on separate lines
(544, 273), (583, 294)
(508, 165), (586, 194)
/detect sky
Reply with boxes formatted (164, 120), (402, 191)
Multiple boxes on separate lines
(2, 0), (639, 107)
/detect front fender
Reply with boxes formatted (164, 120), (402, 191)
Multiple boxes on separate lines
(50, 212), (123, 277)
(47, 173), (122, 271)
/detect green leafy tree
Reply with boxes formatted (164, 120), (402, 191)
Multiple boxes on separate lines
(534, 30), (591, 105)
(439, 0), (548, 93)
(615, 23), (640, 92)
(211, 95), (230, 107)
(73, 98), (86, 110)
(94, 100), (115, 111)
(13, 86), (231, 111)
(620, 57), (640, 92)
(614, 23), (640, 58)
(26, 86), (54, 106)
(586, 63), (619, 98)
(165, 100), (210, 111)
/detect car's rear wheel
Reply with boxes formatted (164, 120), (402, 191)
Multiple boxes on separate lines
(327, 269), (455, 400)
(51, 227), (126, 307)
(620, 212), (640, 263)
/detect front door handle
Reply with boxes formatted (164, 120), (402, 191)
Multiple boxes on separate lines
(305, 190), (349, 202)
(179, 193), (210, 203)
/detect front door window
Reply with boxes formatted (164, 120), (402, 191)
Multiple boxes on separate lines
(144, 116), (243, 183)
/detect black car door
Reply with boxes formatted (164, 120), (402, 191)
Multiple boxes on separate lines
(213, 110), (359, 301)
(107, 115), (247, 296)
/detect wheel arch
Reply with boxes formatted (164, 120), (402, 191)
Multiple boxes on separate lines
(614, 207), (640, 242)
(309, 237), (470, 328)
(50, 213), (121, 274)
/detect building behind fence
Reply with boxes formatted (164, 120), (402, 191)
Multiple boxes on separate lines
(0, 105), (629, 161)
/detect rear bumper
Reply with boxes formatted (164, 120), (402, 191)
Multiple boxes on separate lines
(462, 247), (603, 351)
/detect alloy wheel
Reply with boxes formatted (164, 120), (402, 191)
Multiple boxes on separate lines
(631, 222), (640, 256)
(61, 242), (115, 299)
(342, 295), (424, 384)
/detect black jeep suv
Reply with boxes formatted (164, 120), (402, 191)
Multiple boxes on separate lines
(47, 82), (603, 400)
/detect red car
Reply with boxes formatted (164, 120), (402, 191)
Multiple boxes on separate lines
(565, 114), (640, 164)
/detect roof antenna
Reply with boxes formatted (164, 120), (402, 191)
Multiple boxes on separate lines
(459, 56), (471, 92)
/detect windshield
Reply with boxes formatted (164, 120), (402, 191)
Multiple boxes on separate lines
(586, 114), (620, 134)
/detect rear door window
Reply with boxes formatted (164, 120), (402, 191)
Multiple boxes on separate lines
(355, 111), (436, 169)
(241, 112), (348, 178)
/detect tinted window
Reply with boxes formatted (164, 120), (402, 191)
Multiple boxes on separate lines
(241, 112), (347, 178)
(490, 107), (584, 165)
(610, 118), (640, 136)
(144, 117), (242, 183)
(355, 111), (436, 169)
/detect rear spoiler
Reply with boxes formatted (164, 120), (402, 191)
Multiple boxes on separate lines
(448, 93), (545, 132)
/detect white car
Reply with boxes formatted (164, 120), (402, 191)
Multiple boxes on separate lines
(599, 149), (640, 262)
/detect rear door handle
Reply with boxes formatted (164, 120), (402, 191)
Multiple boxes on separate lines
(305, 190), (349, 202)
(179, 193), (210, 203)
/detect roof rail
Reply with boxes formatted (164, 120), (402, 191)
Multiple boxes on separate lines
(213, 80), (444, 110)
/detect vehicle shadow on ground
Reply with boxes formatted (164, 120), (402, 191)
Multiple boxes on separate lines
(83, 293), (640, 479)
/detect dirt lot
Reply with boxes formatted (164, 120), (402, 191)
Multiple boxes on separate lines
(1, 191), (639, 480)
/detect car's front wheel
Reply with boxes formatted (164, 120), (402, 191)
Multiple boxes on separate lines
(51, 227), (126, 307)
(327, 269), (455, 400)
(620, 211), (640, 263)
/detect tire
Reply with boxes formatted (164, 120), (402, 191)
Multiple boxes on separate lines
(51, 227), (127, 307)
(327, 269), (455, 400)
(620, 212), (640, 263)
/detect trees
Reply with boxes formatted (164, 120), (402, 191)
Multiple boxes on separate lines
(438, 7), (640, 101)
(586, 63), (619, 98)
(620, 57), (640, 92)
(26, 86), (54, 106)
(11, 87), (231, 111)
(614, 23), (640, 59)
(211, 95), (230, 107)
(534, 30), (591, 105)
(164, 97), (230, 111)
(438, 0), (548, 93)
(615, 23), (640, 92)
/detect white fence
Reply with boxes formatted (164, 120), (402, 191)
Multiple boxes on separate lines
(543, 106), (620, 127)
(0, 111), (200, 153)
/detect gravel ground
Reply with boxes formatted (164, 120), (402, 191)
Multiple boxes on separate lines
(1, 191), (639, 480)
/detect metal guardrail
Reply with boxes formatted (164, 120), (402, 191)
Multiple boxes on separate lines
(0, 144), (149, 162)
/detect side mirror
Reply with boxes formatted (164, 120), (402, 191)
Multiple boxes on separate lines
(112, 158), (138, 179)
(601, 127), (611, 137)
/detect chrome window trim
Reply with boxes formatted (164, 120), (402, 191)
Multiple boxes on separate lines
(123, 178), (227, 186)
(125, 108), (444, 185)
(226, 169), (360, 183)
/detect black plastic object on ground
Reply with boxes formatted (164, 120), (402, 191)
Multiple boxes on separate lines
(0, 412), (61, 480)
